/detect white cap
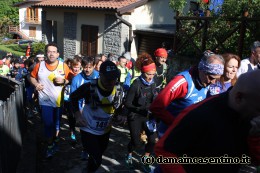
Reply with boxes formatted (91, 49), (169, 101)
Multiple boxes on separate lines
(36, 54), (44, 58)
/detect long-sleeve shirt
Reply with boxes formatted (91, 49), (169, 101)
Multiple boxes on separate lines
(155, 92), (251, 173)
(150, 75), (187, 126)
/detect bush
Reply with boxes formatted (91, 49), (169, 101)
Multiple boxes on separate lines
(32, 42), (46, 55)
(7, 44), (24, 52)
(169, 0), (260, 58)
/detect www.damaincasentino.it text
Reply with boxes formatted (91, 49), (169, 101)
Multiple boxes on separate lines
(141, 154), (251, 165)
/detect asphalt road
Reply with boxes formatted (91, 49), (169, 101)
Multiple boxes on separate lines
(18, 114), (156, 173)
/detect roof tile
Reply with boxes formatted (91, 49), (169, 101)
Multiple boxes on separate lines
(35, 0), (138, 10)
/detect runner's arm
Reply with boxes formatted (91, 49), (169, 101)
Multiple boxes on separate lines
(70, 82), (91, 112)
(150, 75), (188, 126)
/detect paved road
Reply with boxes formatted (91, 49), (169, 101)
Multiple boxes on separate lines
(18, 114), (156, 173)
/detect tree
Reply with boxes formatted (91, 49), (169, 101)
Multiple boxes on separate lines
(0, 0), (22, 37)
(169, 0), (260, 58)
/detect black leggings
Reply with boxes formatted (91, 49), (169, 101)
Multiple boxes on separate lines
(127, 115), (157, 154)
(64, 101), (76, 132)
(80, 130), (110, 172)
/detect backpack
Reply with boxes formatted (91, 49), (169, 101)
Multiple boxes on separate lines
(85, 80), (124, 113)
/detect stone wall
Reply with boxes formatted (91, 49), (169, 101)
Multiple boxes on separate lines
(103, 14), (121, 56)
(63, 12), (77, 60)
(120, 15), (130, 54)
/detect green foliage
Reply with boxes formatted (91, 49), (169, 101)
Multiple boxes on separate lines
(0, 44), (24, 57)
(222, 0), (260, 17)
(0, 39), (18, 45)
(169, 0), (187, 14)
(0, 0), (22, 37)
(32, 42), (46, 55)
(170, 0), (260, 58)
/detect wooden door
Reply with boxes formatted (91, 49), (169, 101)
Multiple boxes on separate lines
(29, 26), (36, 37)
(81, 25), (98, 56)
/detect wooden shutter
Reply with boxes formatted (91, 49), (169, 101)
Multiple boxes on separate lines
(35, 8), (38, 21)
(81, 25), (98, 56)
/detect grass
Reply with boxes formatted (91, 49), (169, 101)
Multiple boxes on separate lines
(0, 44), (26, 57)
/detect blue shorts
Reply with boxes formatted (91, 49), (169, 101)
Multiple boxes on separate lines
(25, 85), (34, 102)
(41, 105), (62, 138)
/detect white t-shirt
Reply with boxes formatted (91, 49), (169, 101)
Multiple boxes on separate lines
(237, 58), (259, 78)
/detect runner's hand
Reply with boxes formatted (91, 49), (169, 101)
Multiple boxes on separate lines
(35, 83), (44, 91)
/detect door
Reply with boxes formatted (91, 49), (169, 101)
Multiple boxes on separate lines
(29, 26), (36, 38)
(81, 25), (98, 56)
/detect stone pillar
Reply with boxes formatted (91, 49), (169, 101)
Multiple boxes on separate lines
(41, 11), (47, 44)
(41, 11), (53, 44)
(63, 12), (77, 60)
(103, 14), (121, 56)
(121, 15), (129, 54)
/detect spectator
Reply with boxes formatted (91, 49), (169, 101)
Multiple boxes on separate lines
(0, 60), (10, 76)
(207, 53), (241, 96)
(25, 42), (33, 57)
(70, 60), (124, 173)
(10, 59), (25, 82)
(154, 70), (260, 173)
(237, 41), (260, 77)
(30, 43), (70, 158)
(150, 50), (224, 137)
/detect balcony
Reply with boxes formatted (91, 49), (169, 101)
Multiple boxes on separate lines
(24, 17), (41, 25)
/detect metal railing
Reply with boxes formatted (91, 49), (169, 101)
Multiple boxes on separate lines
(0, 76), (26, 173)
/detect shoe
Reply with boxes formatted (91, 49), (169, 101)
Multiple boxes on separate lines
(53, 142), (59, 152)
(53, 138), (59, 152)
(125, 155), (133, 168)
(46, 145), (54, 159)
(141, 156), (151, 173)
(33, 107), (39, 115)
(27, 111), (33, 118)
(70, 134), (77, 143)
(142, 164), (151, 173)
(71, 134), (76, 140)
(81, 150), (89, 160)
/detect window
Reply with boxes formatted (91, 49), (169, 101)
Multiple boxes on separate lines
(26, 7), (39, 22)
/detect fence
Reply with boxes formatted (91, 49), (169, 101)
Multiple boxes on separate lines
(173, 11), (260, 58)
(0, 76), (26, 173)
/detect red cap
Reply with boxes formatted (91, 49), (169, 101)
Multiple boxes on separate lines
(154, 48), (168, 58)
(0, 60), (3, 65)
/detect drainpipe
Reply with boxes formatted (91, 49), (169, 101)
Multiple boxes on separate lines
(115, 12), (133, 52)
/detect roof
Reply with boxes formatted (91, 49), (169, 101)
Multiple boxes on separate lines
(13, 0), (42, 7)
(34, 0), (139, 10)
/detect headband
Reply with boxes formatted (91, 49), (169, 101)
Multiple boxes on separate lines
(198, 60), (224, 75)
(154, 48), (168, 58)
(142, 63), (156, 73)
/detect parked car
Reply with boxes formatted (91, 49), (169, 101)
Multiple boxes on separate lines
(16, 40), (34, 45)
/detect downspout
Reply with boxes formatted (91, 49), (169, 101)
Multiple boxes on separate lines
(115, 12), (133, 52)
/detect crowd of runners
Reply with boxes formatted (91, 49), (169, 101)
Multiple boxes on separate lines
(0, 41), (260, 173)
